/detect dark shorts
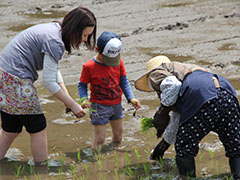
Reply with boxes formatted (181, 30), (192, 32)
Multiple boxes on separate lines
(1, 111), (47, 133)
(175, 88), (240, 158)
(90, 103), (124, 125)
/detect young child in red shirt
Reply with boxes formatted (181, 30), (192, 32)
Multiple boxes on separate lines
(78, 31), (141, 151)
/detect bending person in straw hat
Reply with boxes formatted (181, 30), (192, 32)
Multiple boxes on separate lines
(134, 55), (240, 179)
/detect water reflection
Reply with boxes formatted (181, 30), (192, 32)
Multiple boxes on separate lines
(8, 24), (36, 32)
(0, 144), (233, 179)
(120, 159), (232, 180)
(20, 10), (68, 19)
(52, 118), (85, 125)
(218, 43), (238, 51)
(120, 159), (178, 179)
(160, 2), (195, 8)
(137, 47), (194, 63)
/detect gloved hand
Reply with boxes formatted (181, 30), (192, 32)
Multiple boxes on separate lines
(156, 129), (164, 138)
(152, 104), (171, 138)
(150, 138), (170, 160)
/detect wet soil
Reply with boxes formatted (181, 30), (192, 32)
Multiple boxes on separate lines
(0, 0), (239, 179)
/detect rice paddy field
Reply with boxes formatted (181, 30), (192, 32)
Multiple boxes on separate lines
(0, 0), (239, 179)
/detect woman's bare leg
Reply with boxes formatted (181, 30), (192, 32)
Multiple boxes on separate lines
(0, 130), (19, 160)
(30, 129), (48, 163)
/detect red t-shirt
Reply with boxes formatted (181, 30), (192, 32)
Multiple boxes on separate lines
(80, 58), (127, 105)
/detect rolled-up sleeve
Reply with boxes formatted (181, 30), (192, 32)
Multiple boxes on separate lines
(160, 76), (182, 106)
(42, 53), (61, 94)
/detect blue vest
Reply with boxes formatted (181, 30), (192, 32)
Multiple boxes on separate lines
(176, 70), (237, 125)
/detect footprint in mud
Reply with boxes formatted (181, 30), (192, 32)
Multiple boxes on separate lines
(51, 118), (85, 125)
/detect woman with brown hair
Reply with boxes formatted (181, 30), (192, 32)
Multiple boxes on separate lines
(0, 6), (96, 164)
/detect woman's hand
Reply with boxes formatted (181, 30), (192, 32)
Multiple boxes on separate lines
(150, 138), (170, 160)
(70, 101), (86, 118)
(152, 104), (172, 138)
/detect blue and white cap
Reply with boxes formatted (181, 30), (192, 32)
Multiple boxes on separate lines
(97, 31), (122, 67)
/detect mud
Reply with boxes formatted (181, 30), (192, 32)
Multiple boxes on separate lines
(0, 0), (239, 179)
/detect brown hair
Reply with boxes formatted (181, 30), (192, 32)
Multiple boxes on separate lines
(61, 6), (97, 53)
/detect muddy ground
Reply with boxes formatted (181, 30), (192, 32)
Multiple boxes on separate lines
(0, 0), (239, 179)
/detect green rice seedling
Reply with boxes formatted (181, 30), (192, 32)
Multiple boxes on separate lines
(96, 154), (103, 170)
(216, 161), (220, 175)
(23, 176), (27, 180)
(119, 172), (124, 179)
(60, 157), (65, 166)
(124, 152), (131, 166)
(140, 177), (149, 180)
(225, 176), (232, 180)
(144, 148), (152, 158)
(134, 147), (140, 161)
(77, 97), (96, 113)
(100, 173), (106, 180)
(168, 174), (173, 180)
(79, 175), (87, 180)
(97, 159), (103, 170)
(208, 149), (215, 159)
(124, 167), (134, 177)
(158, 157), (164, 169)
(114, 151), (118, 169)
(77, 97), (87, 105)
(140, 117), (154, 132)
(198, 151), (205, 162)
(132, 101), (138, 116)
(15, 165), (25, 178)
(34, 173), (42, 180)
(173, 156), (177, 169)
(58, 167), (63, 180)
(29, 163), (34, 175)
(47, 159), (50, 169)
(77, 151), (81, 163)
(70, 164), (79, 180)
(84, 163), (89, 174)
(143, 163), (151, 176)
(114, 168), (119, 180)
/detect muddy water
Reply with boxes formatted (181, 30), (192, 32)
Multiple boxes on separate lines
(0, 0), (240, 179)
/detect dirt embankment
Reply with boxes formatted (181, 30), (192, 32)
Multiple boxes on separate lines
(1, 0), (239, 88)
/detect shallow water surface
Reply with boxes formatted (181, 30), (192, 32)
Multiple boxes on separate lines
(0, 0), (240, 179)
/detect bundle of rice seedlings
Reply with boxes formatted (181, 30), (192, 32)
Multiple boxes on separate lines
(140, 117), (154, 132)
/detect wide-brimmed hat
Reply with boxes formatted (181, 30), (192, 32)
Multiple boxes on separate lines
(97, 31), (122, 67)
(134, 55), (171, 92)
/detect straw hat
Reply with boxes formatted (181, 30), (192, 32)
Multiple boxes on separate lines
(134, 55), (171, 92)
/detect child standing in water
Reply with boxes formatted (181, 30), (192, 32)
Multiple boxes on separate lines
(78, 31), (141, 151)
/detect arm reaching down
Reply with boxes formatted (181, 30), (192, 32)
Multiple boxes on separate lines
(42, 53), (86, 118)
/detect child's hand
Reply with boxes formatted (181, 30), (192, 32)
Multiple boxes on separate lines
(81, 99), (91, 109)
(129, 98), (141, 110)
